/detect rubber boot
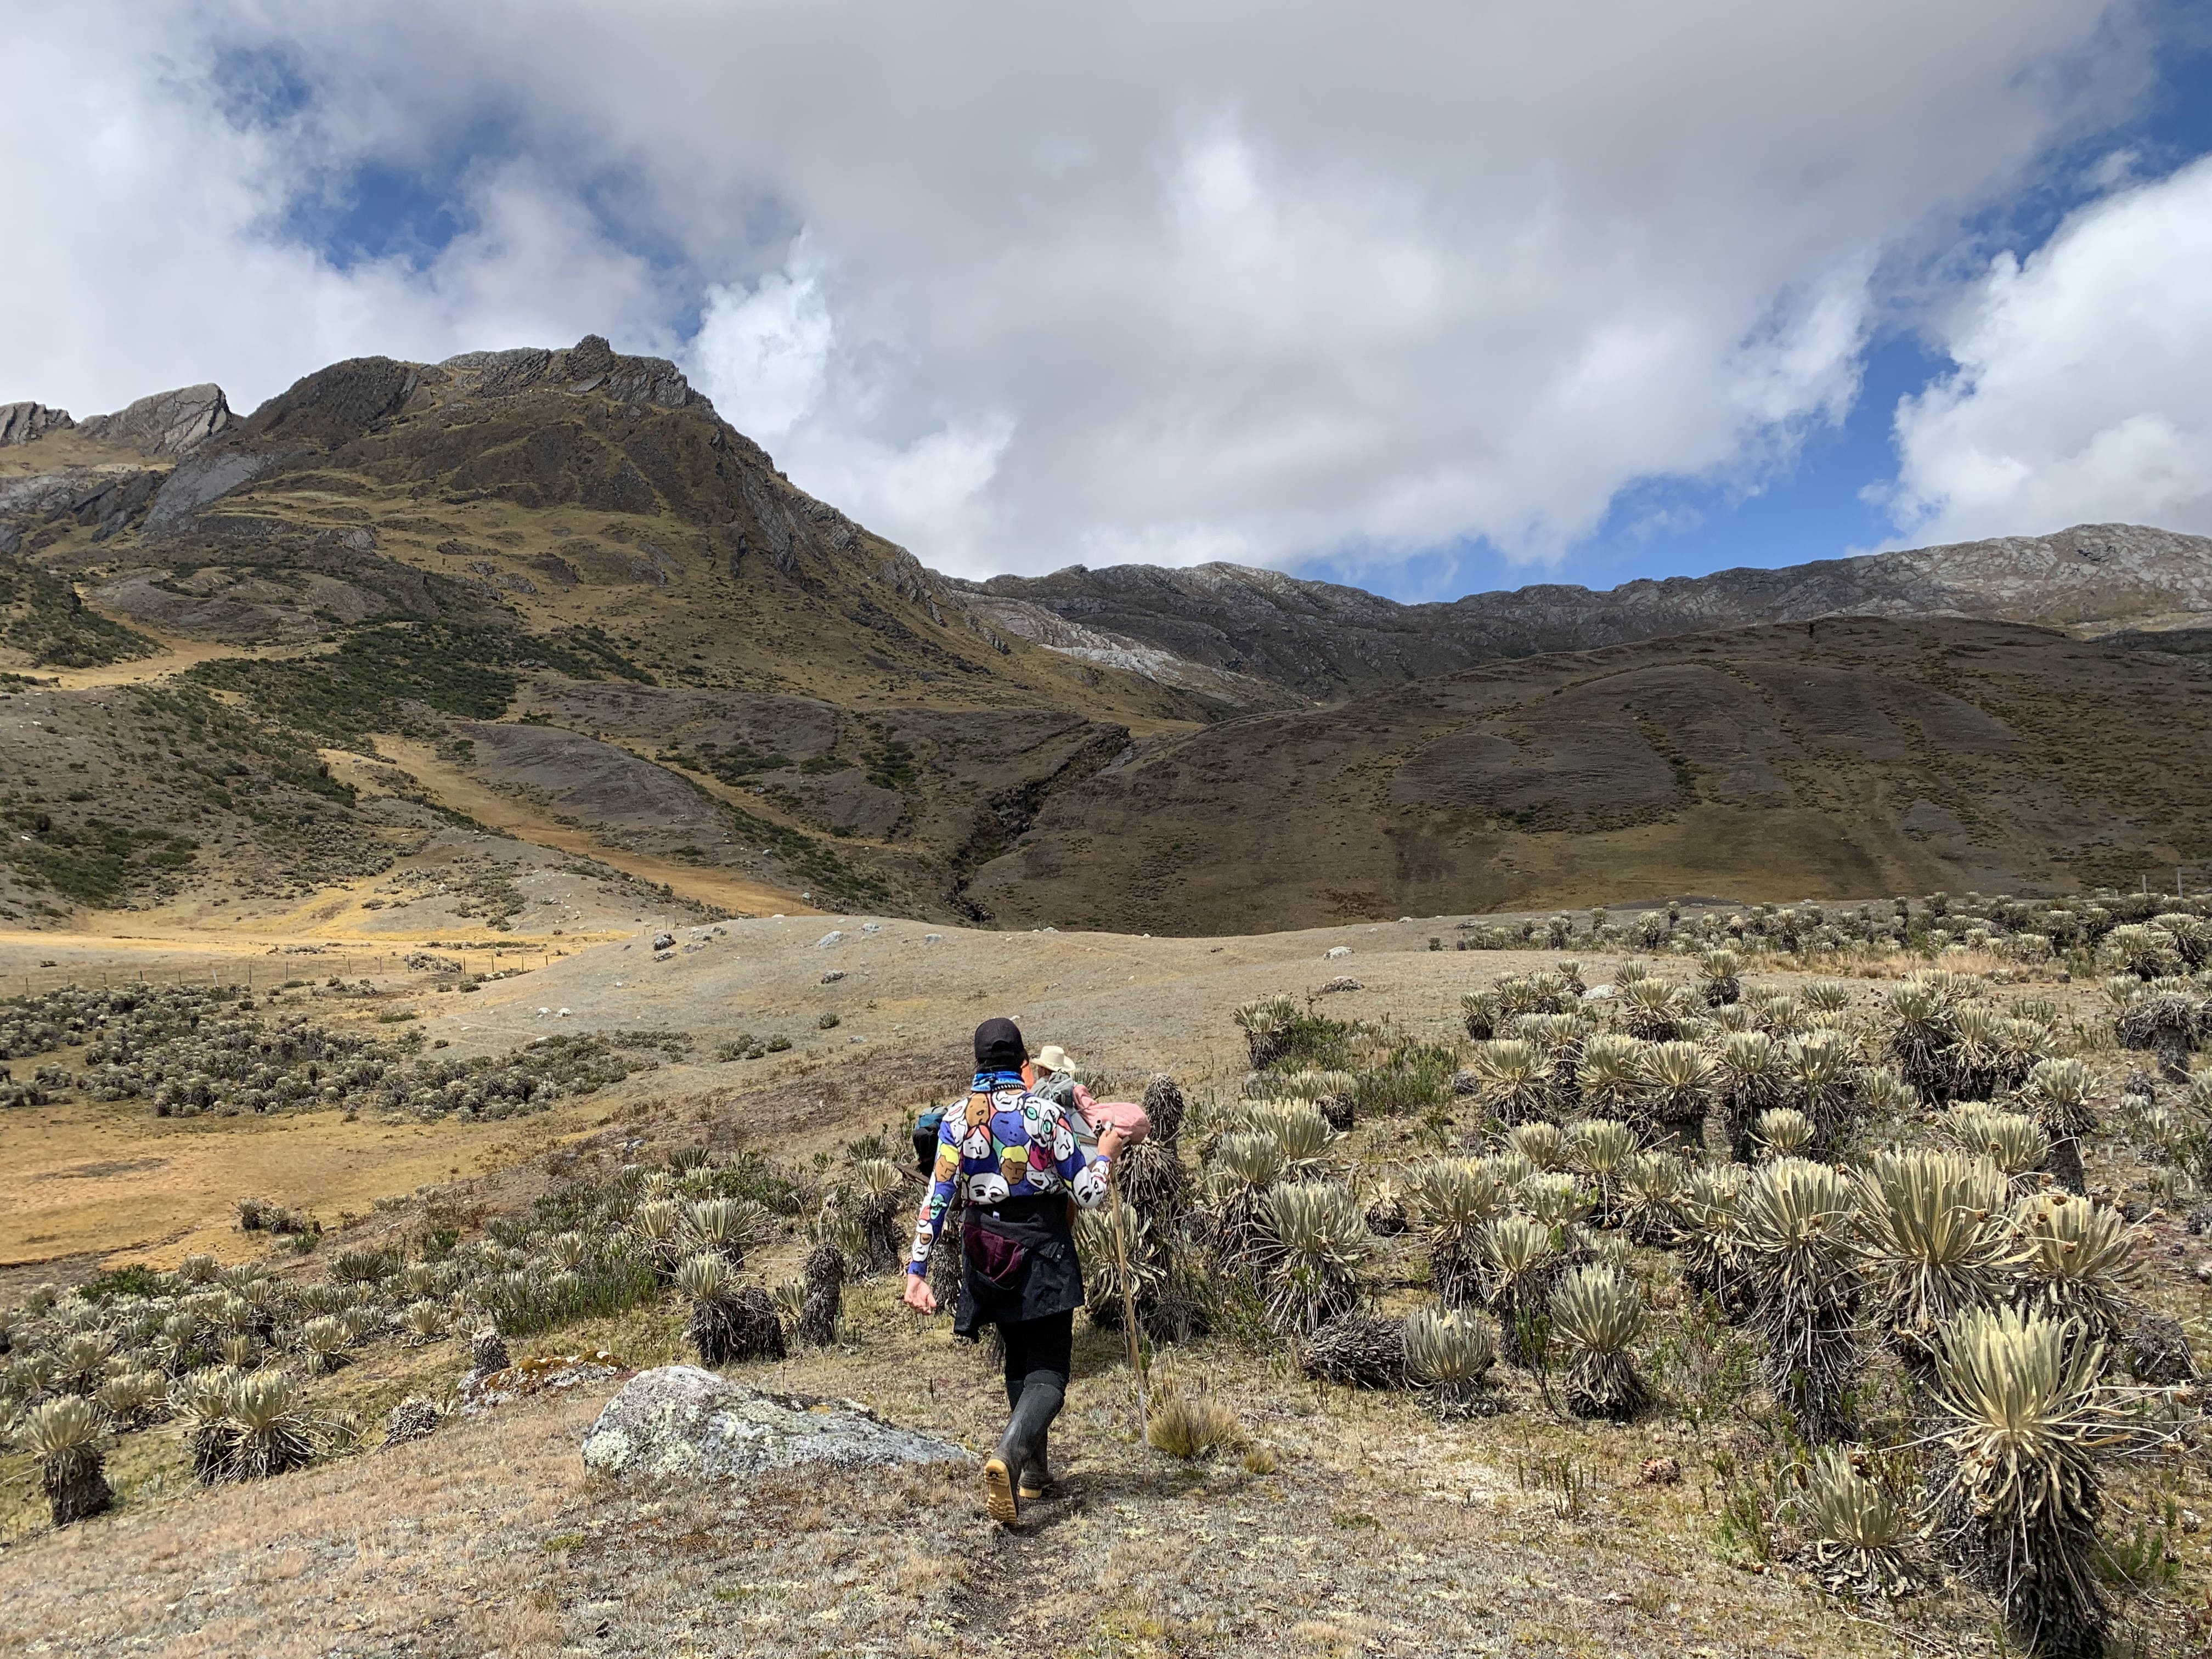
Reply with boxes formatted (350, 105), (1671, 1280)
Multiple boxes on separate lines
(1019, 1423), (1053, 1500)
(1002, 1367), (1053, 1495)
(981, 1378), (1064, 1524)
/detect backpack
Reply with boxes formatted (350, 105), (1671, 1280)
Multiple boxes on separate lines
(912, 1105), (946, 1175)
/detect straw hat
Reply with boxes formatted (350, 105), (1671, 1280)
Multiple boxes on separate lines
(1035, 1043), (1077, 1076)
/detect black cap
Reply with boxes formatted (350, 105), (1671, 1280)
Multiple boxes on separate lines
(973, 1018), (1027, 1071)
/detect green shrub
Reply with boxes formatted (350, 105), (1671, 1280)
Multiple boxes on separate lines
(75, 1264), (166, 1304)
(1353, 1041), (1457, 1115)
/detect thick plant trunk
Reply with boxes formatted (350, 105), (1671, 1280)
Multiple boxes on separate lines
(2045, 1136), (2087, 1196)
(1700, 1098), (1738, 1164)
(799, 1243), (845, 1346)
(44, 1450), (113, 1526)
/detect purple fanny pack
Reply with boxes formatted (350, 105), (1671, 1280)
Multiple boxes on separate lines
(964, 1204), (1065, 1288)
(964, 1223), (1029, 1287)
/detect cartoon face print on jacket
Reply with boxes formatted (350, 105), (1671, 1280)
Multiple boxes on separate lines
(996, 1089), (1037, 1191)
(907, 1072), (1116, 1274)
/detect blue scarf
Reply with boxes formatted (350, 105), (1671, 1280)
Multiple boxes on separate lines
(970, 1068), (1026, 1092)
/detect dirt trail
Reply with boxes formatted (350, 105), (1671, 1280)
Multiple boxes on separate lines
(0, 918), (575, 1015)
(371, 736), (813, 917)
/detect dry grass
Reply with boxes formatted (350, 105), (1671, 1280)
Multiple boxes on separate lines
(0, 1385), (977, 1658)
(367, 736), (814, 919)
(1146, 1381), (1246, 1460)
(0, 932), (2198, 1655)
(0, 1288), (1925, 1659)
(0, 1092), (613, 1271)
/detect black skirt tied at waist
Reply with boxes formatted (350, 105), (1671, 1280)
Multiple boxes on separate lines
(953, 1192), (1084, 1336)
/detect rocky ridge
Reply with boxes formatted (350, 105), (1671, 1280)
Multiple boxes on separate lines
(0, 385), (231, 459)
(0, 403), (76, 447)
(966, 522), (2212, 704)
(0, 337), (1147, 714)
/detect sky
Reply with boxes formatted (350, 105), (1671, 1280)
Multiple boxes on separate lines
(4, 3), (2210, 603)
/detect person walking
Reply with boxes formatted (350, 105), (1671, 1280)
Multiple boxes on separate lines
(902, 1017), (1126, 1523)
(1030, 1042), (1082, 1107)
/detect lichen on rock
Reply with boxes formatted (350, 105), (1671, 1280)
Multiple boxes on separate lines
(580, 1365), (968, 1481)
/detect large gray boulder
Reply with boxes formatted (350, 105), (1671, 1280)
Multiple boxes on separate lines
(581, 1365), (968, 1481)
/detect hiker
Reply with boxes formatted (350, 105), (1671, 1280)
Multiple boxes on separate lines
(902, 1017), (1127, 1523)
(1030, 1042), (1082, 1108)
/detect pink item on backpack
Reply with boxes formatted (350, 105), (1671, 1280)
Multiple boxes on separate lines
(1063, 1085), (1149, 1150)
(1085, 1099), (1150, 1146)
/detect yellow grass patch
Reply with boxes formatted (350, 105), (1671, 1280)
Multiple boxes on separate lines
(0, 1095), (609, 1269)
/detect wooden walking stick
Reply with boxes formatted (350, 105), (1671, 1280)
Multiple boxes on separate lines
(1107, 1166), (1150, 1446)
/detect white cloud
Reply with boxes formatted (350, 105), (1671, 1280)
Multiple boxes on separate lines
(787, 415), (1020, 573)
(689, 245), (1018, 563)
(691, 264), (834, 440)
(0, 1), (2172, 580)
(0, 8), (673, 416)
(1886, 153), (2212, 542)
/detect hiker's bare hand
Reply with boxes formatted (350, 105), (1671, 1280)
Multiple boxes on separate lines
(902, 1274), (939, 1314)
(1097, 1125), (1129, 1159)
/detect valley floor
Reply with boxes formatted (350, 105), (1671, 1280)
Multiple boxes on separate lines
(1, 915), (2204, 1657)
(0, 912), (1781, 1282)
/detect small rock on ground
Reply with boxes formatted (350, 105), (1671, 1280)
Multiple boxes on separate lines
(465, 1351), (631, 1413)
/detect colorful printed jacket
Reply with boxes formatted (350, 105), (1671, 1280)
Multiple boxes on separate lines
(906, 1069), (1113, 1274)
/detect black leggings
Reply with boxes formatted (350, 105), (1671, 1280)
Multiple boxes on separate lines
(1000, 1309), (1074, 1408)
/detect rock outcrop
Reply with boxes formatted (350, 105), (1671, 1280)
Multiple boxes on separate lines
(441, 334), (704, 412)
(0, 402), (74, 446)
(77, 385), (232, 455)
(140, 452), (280, 537)
(580, 1365), (968, 1481)
(466, 1350), (630, 1413)
(0, 467), (167, 542)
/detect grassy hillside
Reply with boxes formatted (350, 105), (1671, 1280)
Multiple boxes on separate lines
(7, 341), (2212, 934)
(9, 345), (1224, 730)
(964, 616), (2212, 932)
(0, 680), (392, 924)
(0, 344), (1189, 922)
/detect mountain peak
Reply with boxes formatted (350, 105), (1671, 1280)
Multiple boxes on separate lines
(436, 334), (706, 415)
(0, 402), (76, 447)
